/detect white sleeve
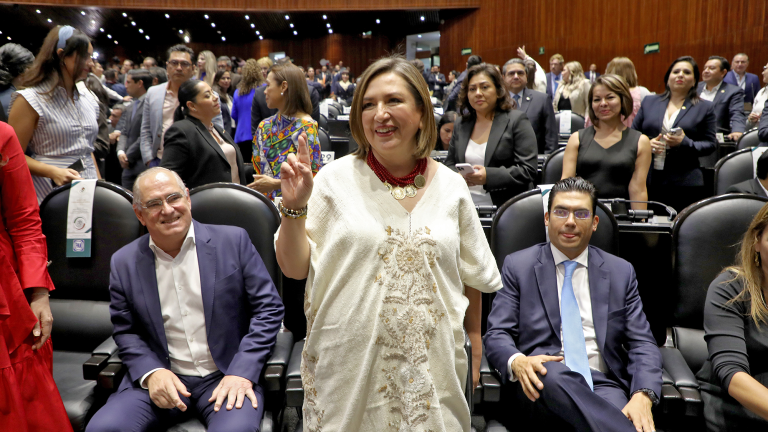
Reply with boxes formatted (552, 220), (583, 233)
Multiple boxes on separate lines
(140, 368), (165, 389)
(508, 353), (524, 382)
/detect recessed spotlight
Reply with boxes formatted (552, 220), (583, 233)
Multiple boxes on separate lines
(290, 23), (294, 28)
(293, 30), (297, 35)
(179, 29), (183, 34)
(165, 14), (170, 19)
(93, 51), (99, 59)
(145, 35), (150, 40)
(221, 36), (226, 41)
(328, 29), (333, 34)
(131, 21), (136, 26)
(326, 23), (330, 28)
(259, 35), (263, 40)
(284, 15), (290, 20)
(47, 19), (52, 23)
(417, 34), (422, 38)
(91, 20), (95, 24)
(114, 40), (118, 44)
(420, 16), (425, 21)
(250, 23), (255, 28)
(217, 30), (221, 34)
(122, 12), (127, 17)
(184, 35), (190, 43)
(139, 29), (144, 33)
(81, 11), (86, 15)
(99, 28), (104, 32)
(322, 15), (327, 20)
(256, 31), (260, 35)
(7, 37), (11, 41)
(211, 23), (216, 27)
(107, 34), (112, 38)
(36, 9), (41, 13)
(204, 14), (209, 19)
(245, 15), (249, 20)
(376, 19), (380, 24)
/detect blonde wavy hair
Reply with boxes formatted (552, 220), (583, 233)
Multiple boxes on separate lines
(196, 50), (217, 87)
(725, 202), (768, 328)
(560, 61), (587, 98)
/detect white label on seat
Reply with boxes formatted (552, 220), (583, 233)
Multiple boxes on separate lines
(320, 101), (329, 118)
(321, 151), (335, 165)
(559, 110), (572, 135)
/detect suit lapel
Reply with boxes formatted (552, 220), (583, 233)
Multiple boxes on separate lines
(137, 239), (168, 352)
(190, 117), (228, 164)
(534, 246), (561, 337)
(519, 89), (531, 113)
(194, 221), (216, 338)
(587, 248), (609, 354)
(455, 118), (473, 163)
(153, 83), (168, 137)
(672, 99), (693, 128)
(485, 111), (508, 166)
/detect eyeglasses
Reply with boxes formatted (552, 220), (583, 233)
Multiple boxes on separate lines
(140, 192), (185, 212)
(506, 70), (526, 76)
(167, 60), (192, 69)
(551, 208), (591, 220)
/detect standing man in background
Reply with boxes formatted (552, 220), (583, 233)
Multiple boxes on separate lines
(546, 54), (565, 99)
(724, 53), (760, 106)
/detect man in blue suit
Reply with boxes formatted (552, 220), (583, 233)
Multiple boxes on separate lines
(723, 53), (761, 105)
(698, 56), (746, 141)
(86, 167), (284, 432)
(545, 54), (564, 99)
(485, 177), (661, 432)
(504, 58), (558, 154)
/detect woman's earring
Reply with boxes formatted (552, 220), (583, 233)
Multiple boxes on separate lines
(281, 91), (284, 96)
(756, 252), (761, 267)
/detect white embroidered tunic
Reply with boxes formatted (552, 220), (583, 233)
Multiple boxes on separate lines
(294, 155), (502, 431)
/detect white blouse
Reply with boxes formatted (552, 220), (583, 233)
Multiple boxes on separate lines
(464, 138), (493, 206)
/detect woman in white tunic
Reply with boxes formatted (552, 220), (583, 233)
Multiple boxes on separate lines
(276, 57), (502, 431)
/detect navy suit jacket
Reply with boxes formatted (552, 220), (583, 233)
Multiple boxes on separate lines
(545, 72), (561, 99)
(109, 221), (285, 391)
(512, 88), (558, 154)
(723, 71), (761, 104)
(117, 95), (145, 167)
(697, 82), (746, 134)
(484, 244), (662, 397)
(726, 178), (768, 197)
(632, 95), (717, 186)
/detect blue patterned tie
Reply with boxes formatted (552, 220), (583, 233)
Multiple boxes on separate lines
(561, 260), (594, 390)
(513, 93), (520, 108)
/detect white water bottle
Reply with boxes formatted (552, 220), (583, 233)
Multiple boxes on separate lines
(653, 137), (667, 170)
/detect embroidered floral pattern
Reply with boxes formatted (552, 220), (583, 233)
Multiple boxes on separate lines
(302, 307), (325, 431)
(375, 226), (443, 431)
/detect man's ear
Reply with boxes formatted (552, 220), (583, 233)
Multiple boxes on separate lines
(592, 215), (599, 232)
(544, 212), (550, 227)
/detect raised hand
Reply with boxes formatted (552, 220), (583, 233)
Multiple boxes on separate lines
(280, 131), (314, 210)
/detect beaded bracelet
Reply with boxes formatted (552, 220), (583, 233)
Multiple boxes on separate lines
(278, 201), (308, 219)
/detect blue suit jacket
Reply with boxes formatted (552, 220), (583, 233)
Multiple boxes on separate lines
(632, 95), (717, 186)
(545, 72), (561, 99)
(109, 220), (285, 391)
(484, 244), (662, 397)
(696, 81), (746, 134)
(723, 70), (761, 104)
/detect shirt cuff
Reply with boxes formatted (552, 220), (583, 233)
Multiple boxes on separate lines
(507, 353), (524, 382)
(140, 368), (165, 389)
(117, 150), (126, 156)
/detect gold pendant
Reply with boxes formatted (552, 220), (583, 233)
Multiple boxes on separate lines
(414, 174), (426, 189)
(392, 186), (406, 200)
(384, 182), (393, 192)
(405, 184), (417, 197)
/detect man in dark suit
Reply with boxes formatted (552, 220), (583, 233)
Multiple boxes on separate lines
(698, 56), (746, 141)
(86, 167), (284, 432)
(485, 177), (662, 432)
(726, 150), (768, 197)
(117, 69), (152, 190)
(545, 54), (564, 99)
(504, 58), (558, 154)
(724, 53), (761, 105)
(585, 64), (600, 83)
(104, 69), (128, 97)
(427, 65), (447, 100)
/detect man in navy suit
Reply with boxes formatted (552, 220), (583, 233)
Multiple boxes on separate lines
(585, 64), (600, 83)
(485, 177), (661, 432)
(724, 53), (761, 105)
(504, 58), (558, 154)
(117, 69), (152, 190)
(427, 65), (447, 100)
(86, 168), (284, 432)
(726, 150), (768, 197)
(545, 54), (564, 99)
(698, 56), (746, 141)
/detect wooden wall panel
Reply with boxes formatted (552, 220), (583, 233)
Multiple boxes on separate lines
(440, 0), (768, 95)
(13, 0), (478, 11)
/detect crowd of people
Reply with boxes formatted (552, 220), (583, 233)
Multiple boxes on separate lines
(2, 22), (768, 432)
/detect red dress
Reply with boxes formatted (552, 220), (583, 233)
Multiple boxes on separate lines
(0, 122), (72, 431)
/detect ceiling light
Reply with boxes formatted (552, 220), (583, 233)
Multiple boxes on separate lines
(328, 29), (333, 34)
(107, 34), (112, 38)
(211, 23), (216, 27)
(122, 12), (127, 17)
(204, 14), (209, 19)
(245, 15), (249, 20)
(131, 21), (136, 26)
(91, 20), (96, 24)
(184, 35), (190, 43)
(420, 16), (425, 21)
(145, 35), (150, 40)
(259, 35), (263, 40)
(284, 15), (290, 20)
(250, 23), (255, 28)
(114, 40), (118, 44)
(93, 51), (99, 59)
(81, 11), (86, 15)
(47, 19), (52, 23)
(36, 9), (41, 13)
(221, 36), (226, 41)
(293, 30), (297, 35)
(7, 37), (11, 41)
(322, 15), (327, 20)
(179, 29), (183, 34)
(139, 29), (144, 33)
(326, 23), (330, 28)
(165, 14), (170, 19)
(417, 34), (422, 38)
(376, 19), (380, 24)
(256, 31), (260, 35)
(99, 28), (104, 32)
(290, 23), (294, 28)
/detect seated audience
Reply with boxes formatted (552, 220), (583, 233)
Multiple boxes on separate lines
(725, 150), (768, 197)
(117, 69), (152, 190)
(698, 202), (768, 430)
(0, 122), (71, 431)
(196, 50), (216, 87)
(562, 74), (651, 207)
(436, 110), (456, 151)
(724, 53), (761, 105)
(85, 167), (284, 432)
(485, 177), (662, 432)
(213, 69), (234, 135)
(0, 43), (34, 118)
(444, 62), (538, 206)
(428, 65), (447, 100)
(250, 61), (321, 199)
(231, 59), (261, 162)
(8, 25), (100, 203)
(746, 60), (768, 130)
(553, 61), (591, 117)
(331, 68), (355, 106)
(503, 57), (557, 154)
(161, 79), (247, 189)
(698, 55), (746, 141)
(632, 55), (717, 212)
(546, 53), (564, 99)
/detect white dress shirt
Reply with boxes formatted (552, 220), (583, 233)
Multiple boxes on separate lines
(507, 244), (608, 381)
(700, 81), (723, 102)
(140, 223), (219, 388)
(736, 72), (746, 90)
(465, 138), (493, 206)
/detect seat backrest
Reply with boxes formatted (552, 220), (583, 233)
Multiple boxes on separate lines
(40, 181), (143, 301)
(434, 113), (442, 127)
(592, 201), (620, 256)
(737, 128), (762, 150)
(317, 127), (332, 152)
(189, 183), (282, 294)
(554, 112), (585, 138)
(672, 194), (768, 328)
(714, 148), (754, 195)
(330, 101), (343, 112)
(492, 189), (547, 270)
(541, 147), (565, 184)
(327, 105), (340, 119)
(318, 113), (328, 131)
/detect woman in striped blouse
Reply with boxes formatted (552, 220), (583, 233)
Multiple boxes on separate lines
(8, 25), (99, 204)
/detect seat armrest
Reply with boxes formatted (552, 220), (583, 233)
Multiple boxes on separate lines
(660, 383), (683, 414)
(660, 346), (699, 389)
(479, 352), (501, 402)
(264, 329), (294, 392)
(285, 339), (305, 407)
(98, 362), (127, 391)
(93, 337), (118, 356)
(662, 368), (674, 386)
(83, 337), (119, 380)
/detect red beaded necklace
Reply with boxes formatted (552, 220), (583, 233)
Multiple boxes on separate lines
(366, 151), (427, 187)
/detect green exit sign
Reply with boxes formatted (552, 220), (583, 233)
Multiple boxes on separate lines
(644, 42), (660, 54)
(539, 47), (545, 55)
(461, 48), (472, 56)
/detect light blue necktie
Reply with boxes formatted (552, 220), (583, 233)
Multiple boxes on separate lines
(513, 93), (520, 108)
(561, 260), (594, 390)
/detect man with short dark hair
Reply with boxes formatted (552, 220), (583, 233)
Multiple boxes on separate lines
(724, 53), (761, 105)
(546, 54), (564, 99)
(149, 66), (167, 86)
(216, 55), (241, 89)
(726, 150), (768, 197)
(486, 177), (662, 432)
(118, 69), (153, 189)
(427, 65), (446, 100)
(104, 69), (128, 97)
(698, 55), (746, 141)
(503, 58), (558, 154)
(142, 57), (157, 69)
(120, 59), (134, 83)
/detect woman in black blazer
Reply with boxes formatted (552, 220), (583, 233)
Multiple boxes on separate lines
(444, 63), (538, 207)
(632, 56), (717, 212)
(161, 79), (247, 189)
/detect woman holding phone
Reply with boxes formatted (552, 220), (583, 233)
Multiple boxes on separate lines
(444, 63), (537, 206)
(632, 56), (717, 211)
(249, 60), (321, 199)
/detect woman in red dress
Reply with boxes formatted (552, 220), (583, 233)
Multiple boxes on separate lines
(0, 121), (72, 431)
